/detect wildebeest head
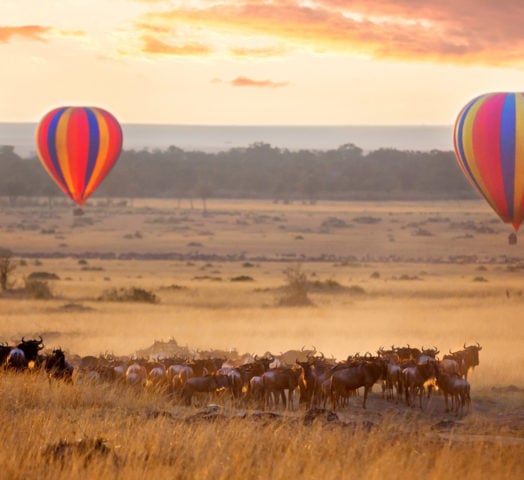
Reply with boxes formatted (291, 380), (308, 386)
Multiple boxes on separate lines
(45, 348), (66, 371)
(18, 336), (44, 362)
(463, 342), (482, 367)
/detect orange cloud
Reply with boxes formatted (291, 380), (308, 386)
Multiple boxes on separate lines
(136, 0), (524, 67)
(141, 35), (212, 56)
(231, 76), (289, 88)
(0, 25), (51, 43)
(230, 45), (288, 58)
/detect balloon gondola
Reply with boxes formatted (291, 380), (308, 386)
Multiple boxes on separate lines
(35, 106), (123, 211)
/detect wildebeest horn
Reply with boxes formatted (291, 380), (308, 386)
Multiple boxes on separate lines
(254, 354), (259, 361)
(301, 345), (305, 352)
(463, 342), (467, 349)
(38, 335), (43, 344)
(21, 336), (25, 343)
(476, 342), (482, 350)
(320, 352), (324, 360)
(312, 345), (317, 354)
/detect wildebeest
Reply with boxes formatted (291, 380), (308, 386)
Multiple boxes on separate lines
(444, 343), (482, 379)
(45, 348), (74, 383)
(435, 368), (471, 415)
(125, 363), (147, 386)
(402, 360), (437, 408)
(330, 360), (385, 410)
(0, 342), (13, 366)
(262, 366), (303, 410)
(5, 336), (44, 370)
(182, 374), (230, 406)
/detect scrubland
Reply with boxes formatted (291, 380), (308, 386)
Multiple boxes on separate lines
(0, 198), (523, 478)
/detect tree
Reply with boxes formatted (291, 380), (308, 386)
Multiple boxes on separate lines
(0, 251), (16, 291)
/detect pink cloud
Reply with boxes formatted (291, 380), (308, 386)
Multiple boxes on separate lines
(230, 76), (289, 88)
(135, 0), (524, 67)
(0, 25), (51, 43)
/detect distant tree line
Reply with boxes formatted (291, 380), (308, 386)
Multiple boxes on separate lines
(0, 143), (475, 204)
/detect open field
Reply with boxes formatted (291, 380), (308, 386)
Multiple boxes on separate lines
(1, 198), (523, 478)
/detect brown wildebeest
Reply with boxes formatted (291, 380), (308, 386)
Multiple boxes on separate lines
(182, 374), (230, 406)
(330, 360), (385, 410)
(125, 363), (147, 386)
(402, 360), (437, 408)
(262, 366), (303, 410)
(435, 368), (471, 415)
(445, 343), (482, 379)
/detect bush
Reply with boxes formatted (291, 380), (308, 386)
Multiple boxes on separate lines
(277, 264), (314, 307)
(230, 275), (254, 282)
(24, 279), (53, 299)
(28, 271), (60, 280)
(98, 287), (159, 304)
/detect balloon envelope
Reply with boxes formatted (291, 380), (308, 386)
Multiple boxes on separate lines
(36, 106), (123, 206)
(454, 92), (524, 231)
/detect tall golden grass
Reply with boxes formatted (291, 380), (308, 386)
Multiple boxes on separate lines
(0, 371), (522, 480)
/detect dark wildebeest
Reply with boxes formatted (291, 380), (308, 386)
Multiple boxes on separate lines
(393, 344), (421, 363)
(444, 343), (482, 379)
(330, 360), (385, 410)
(45, 348), (74, 383)
(6, 336), (44, 371)
(0, 342), (13, 366)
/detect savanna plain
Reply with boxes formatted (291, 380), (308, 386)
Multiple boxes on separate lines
(0, 198), (523, 479)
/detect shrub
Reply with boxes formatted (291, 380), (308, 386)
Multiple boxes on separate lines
(98, 287), (159, 304)
(230, 275), (254, 282)
(24, 278), (53, 299)
(28, 271), (60, 280)
(277, 264), (314, 307)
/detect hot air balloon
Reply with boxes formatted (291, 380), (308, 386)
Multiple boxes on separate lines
(454, 92), (524, 238)
(35, 106), (123, 207)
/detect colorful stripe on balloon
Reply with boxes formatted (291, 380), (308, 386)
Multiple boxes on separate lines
(454, 92), (524, 230)
(35, 107), (122, 206)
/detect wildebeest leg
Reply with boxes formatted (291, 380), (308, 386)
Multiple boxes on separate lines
(443, 392), (450, 413)
(362, 385), (370, 409)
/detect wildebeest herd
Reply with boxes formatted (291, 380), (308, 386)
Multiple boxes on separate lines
(0, 339), (481, 416)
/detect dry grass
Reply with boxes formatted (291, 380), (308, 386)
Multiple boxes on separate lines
(0, 372), (522, 480)
(1, 199), (523, 478)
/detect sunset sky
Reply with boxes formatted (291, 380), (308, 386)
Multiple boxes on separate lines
(2, 0), (524, 125)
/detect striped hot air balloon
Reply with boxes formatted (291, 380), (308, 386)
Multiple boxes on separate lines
(454, 92), (524, 232)
(36, 106), (123, 206)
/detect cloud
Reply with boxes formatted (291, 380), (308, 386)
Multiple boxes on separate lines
(134, 0), (524, 67)
(140, 35), (212, 56)
(230, 76), (289, 88)
(0, 25), (52, 43)
(230, 46), (288, 59)
(0, 25), (86, 45)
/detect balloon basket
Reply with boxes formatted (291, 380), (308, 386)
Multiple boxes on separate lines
(508, 232), (517, 245)
(73, 207), (85, 217)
